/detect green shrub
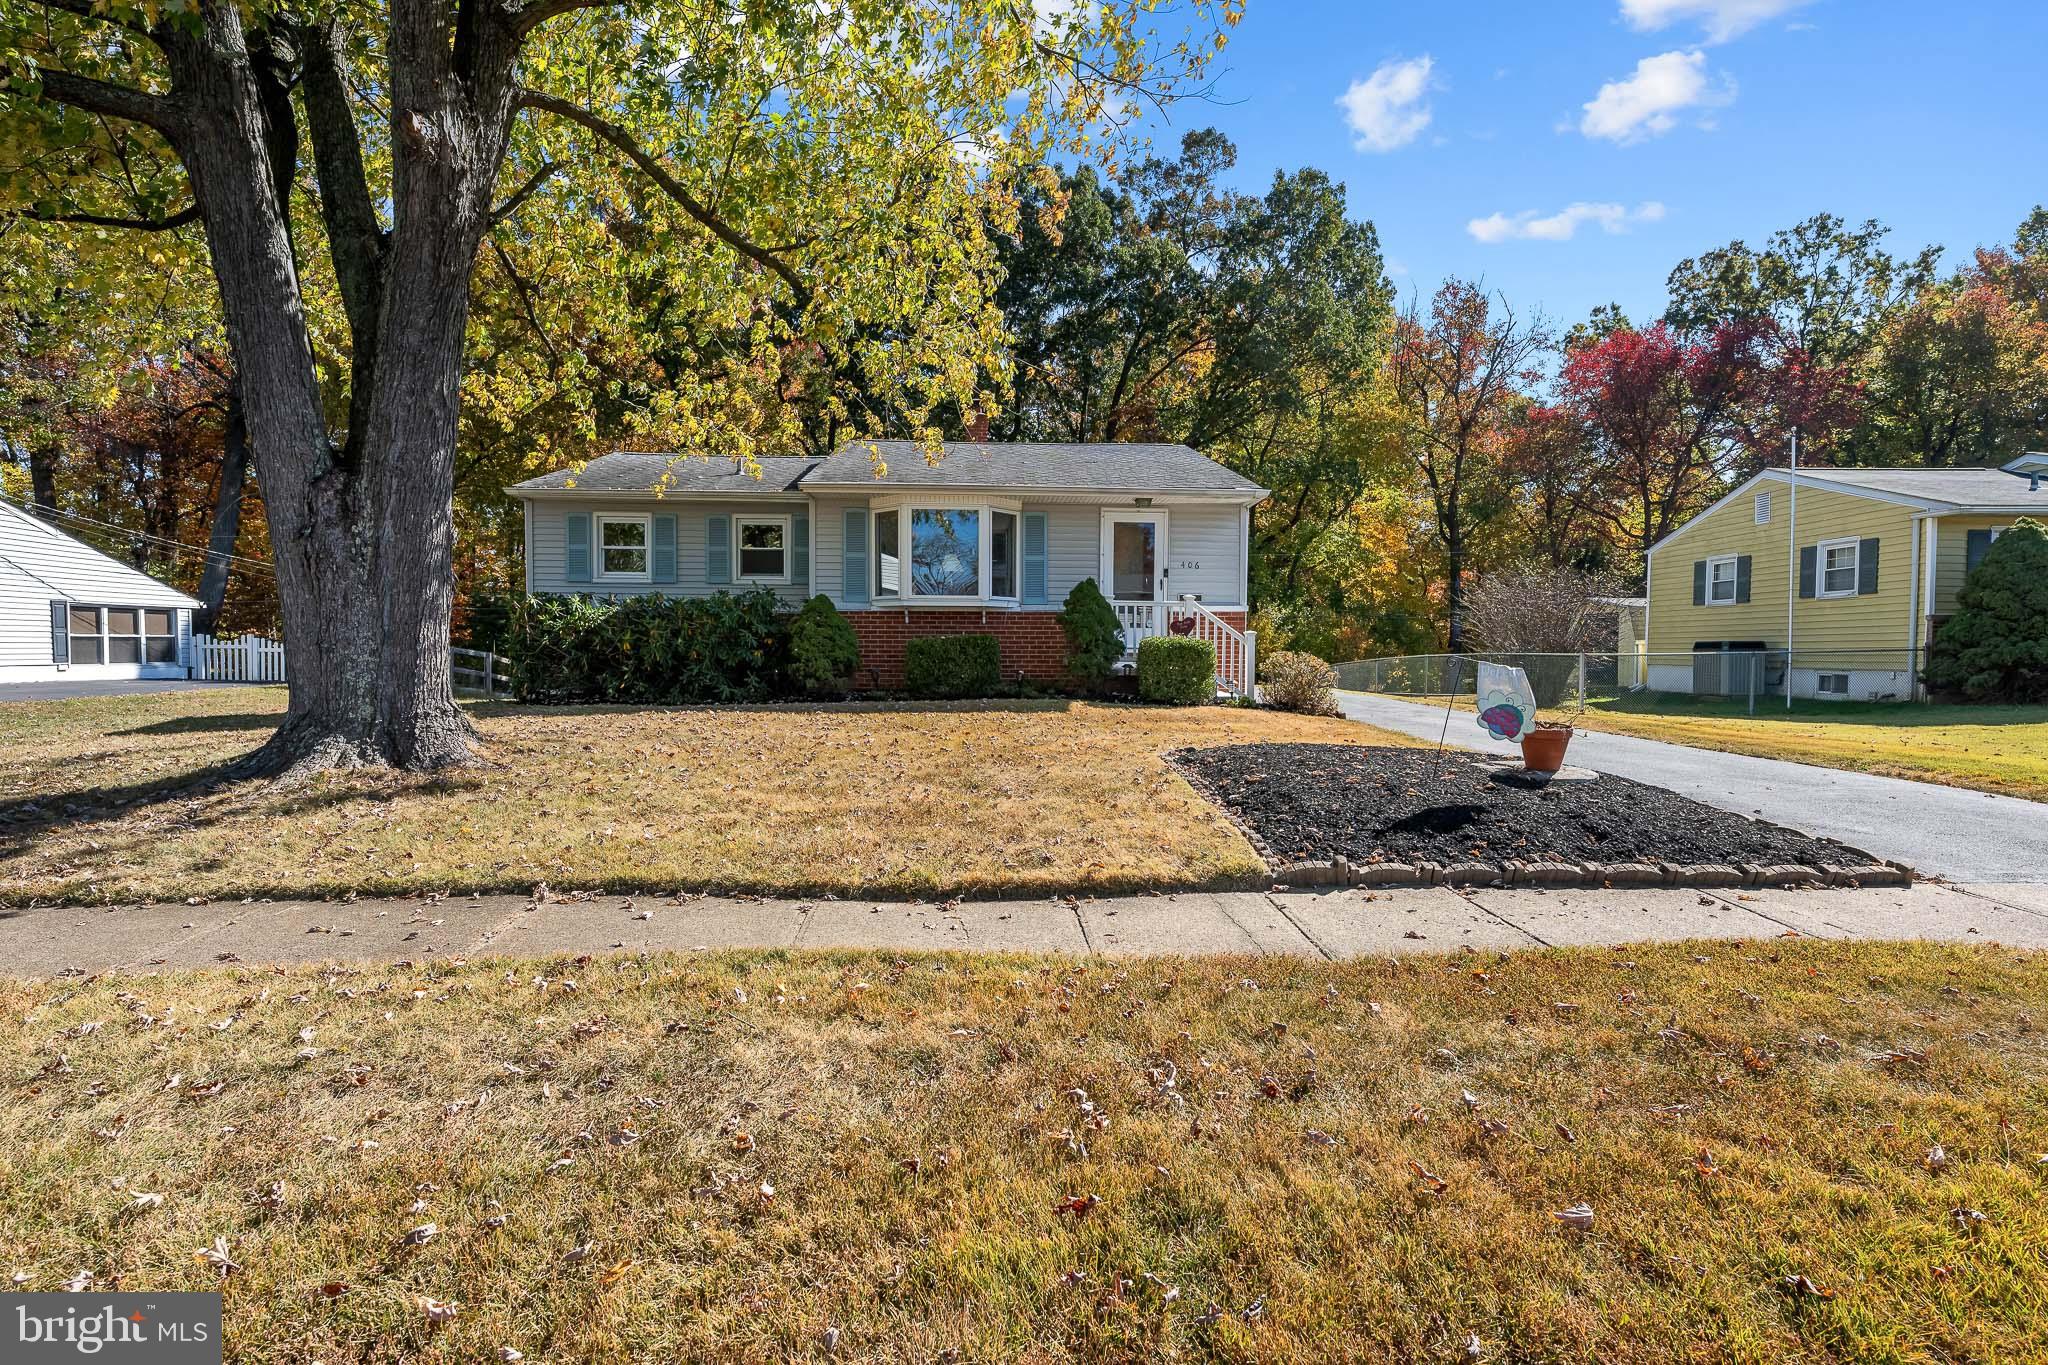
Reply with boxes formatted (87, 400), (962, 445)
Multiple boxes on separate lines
(1927, 518), (2048, 702)
(1058, 577), (1125, 684)
(504, 589), (789, 704)
(1260, 650), (1339, 715)
(1137, 635), (1216, 704)
(788, 594), (860, 692)
(903, 633), (1002, 699)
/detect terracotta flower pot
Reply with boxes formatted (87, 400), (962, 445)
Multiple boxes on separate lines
(1521, 723), (1574, 774)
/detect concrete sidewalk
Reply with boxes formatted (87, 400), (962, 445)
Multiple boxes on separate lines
(6, 882), (2046, 975)
(1338, 691), (2048, 883)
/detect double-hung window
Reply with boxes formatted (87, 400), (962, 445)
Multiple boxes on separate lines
(597, 514), (650, 581)
(870, 498), (1021, 603)
(1706, 555), (1740, 605)
(735, 515), (790, 583)
(1819, 538), (1860, 597)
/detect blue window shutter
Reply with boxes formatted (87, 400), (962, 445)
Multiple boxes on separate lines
(792, 512), (810, 587)
(841, 508), (869, 606)
(564, 512), (591, 583)
(652, 514), (679, 584)
(706, 515), (731, 584)
(1022, 512), (1048, 605)
(50, 601), (69, 664)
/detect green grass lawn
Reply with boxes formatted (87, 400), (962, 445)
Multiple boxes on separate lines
(0, 688), (1414, 906)
(5, 940), (2044, 1361)
(1556, 694), (2048, 801)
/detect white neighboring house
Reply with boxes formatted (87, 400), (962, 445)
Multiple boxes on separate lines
(0, 500), (200, 683)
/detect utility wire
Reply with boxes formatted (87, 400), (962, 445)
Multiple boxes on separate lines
(2, 495), (278, 578)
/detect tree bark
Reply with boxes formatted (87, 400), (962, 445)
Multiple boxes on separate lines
(1444, 515), (1466, 654)
(149, 0), (507, 776)
(193, 388), (248, 634)
(27, 442), (60, 511)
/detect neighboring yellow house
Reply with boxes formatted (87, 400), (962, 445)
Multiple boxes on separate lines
(1645, 453), (2048, 700)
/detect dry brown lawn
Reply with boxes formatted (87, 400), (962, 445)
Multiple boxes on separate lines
(5, 940), (2044, 1361)
(0, 689), (1406, 906)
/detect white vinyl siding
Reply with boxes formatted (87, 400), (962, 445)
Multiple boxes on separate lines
(0, 503), (199, 681)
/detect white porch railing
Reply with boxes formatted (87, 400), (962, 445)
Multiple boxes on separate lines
(1113, 598), (1258, 699)
(192, 632), (286, 683)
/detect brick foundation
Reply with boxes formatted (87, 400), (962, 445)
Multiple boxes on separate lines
(844, 607), (1246, 690)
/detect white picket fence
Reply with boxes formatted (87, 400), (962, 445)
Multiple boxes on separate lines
(193, 634), (511, 698)
(193, 632), (286, 683)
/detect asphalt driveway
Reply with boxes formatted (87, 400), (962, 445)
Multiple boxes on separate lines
(0, 678), (262, 702)
(1338, 691), (2048, 883)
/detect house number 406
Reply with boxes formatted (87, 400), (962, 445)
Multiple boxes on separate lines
(1176, 559), (1202, 570)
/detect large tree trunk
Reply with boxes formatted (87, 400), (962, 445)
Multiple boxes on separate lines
(193, 389), (248, 634)
(159, 1), (505, 777)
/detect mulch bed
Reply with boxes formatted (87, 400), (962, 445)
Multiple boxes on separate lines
(1171, 743), (1865, 873)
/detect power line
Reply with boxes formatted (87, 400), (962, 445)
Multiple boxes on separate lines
(2, 495), (278, 577)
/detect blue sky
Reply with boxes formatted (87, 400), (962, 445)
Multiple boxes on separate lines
(1143, 0), (2048, 327)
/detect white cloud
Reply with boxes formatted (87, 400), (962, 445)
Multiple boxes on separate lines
(1619, 0), (1811, 43)
(1337, 56), (1435, 153)
(1578, 50), (1732, 142)
(1467, 200), (1667, 244)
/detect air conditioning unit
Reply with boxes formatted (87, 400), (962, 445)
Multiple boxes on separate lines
(1816, 672), (1850, 696)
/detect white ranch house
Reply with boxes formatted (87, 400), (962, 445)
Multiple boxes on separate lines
(0, 499), (200, 684)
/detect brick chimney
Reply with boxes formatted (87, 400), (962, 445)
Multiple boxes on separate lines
(966, 408), (989, 443)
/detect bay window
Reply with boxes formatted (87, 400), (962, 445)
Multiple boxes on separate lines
(870, 497), (1022, 603)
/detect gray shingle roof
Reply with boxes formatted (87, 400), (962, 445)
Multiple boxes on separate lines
(801, 441), (1266, 494)
(1788, 465), (2048, 510)
(509, 453), (816, 493)
(509, 442), (1269, 498)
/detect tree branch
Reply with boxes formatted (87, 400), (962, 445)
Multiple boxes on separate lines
(489, 160), (558, 226)
(36, 70), (185, 140)
(17, 202), (200, 231)
(508, 0), (626, 38)
(517, 88), (813, 308)
(21, 0), (153, 40)
(298, 19), (384, 454)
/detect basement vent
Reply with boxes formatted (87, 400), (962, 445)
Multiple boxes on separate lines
(1816, 672), (1850, 696)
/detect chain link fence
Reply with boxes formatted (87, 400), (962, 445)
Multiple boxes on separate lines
(1336, 648), (1928, 714)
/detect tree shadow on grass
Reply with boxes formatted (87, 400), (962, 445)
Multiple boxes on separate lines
(481, 697), (1081, 718)
(113, 712), (283, 736)
(0, 755), (485, 869)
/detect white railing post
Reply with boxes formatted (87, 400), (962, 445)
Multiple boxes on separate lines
(1243, 629), (1257, 701)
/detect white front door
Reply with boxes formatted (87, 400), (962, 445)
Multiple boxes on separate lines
(1101, 510), (1168, 603)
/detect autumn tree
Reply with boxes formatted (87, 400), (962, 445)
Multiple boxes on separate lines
(2, 0), (1236, 774)
(1388, 280), (1546, 652)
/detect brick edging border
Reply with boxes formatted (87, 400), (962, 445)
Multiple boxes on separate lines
(1164, 750), (1914, 893)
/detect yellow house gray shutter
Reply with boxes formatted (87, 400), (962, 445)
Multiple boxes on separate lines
(1857, 537), (1880, 595)
(1798, 545), (1817, 598)
(1735, 554), (1752, 604)
(1966, 528), (1993, 574)
(1691, 559), (1706, 606)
